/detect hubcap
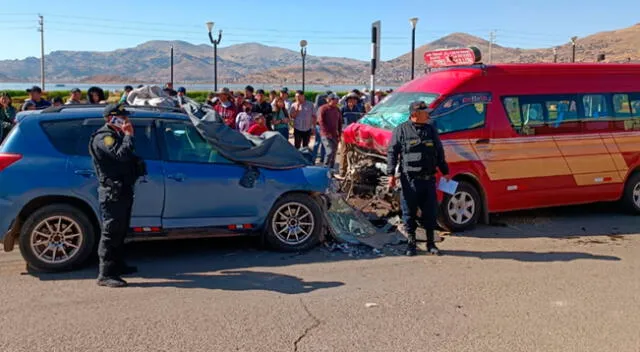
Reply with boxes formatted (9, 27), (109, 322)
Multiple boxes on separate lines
(447, 191), (476, 225)
(272, 202), (315, 245)
(30, 216), (83, 264)
(633, 182), (640, 208)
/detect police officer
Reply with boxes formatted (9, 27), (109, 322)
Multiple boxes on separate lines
(89, 103), (146, 287)
(387, 101), (449, 256)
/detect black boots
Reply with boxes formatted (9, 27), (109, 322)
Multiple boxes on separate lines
(97, 276), (128, 288)
(426, 229), (442, 256)
(405, 231), (442, 256)
(405, 234), (417, 256)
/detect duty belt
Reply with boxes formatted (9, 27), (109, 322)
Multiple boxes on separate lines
(412, 173), (434, 180)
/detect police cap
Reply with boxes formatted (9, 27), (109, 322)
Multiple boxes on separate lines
(103, 103), (130, 118)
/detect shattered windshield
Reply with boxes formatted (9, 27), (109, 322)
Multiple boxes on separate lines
(358, 92), (438, 130)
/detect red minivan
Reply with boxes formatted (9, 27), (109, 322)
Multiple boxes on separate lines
(341, 48), (640, 231)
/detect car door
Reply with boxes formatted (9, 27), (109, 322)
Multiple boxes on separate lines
(67, 118), (165, 228)
(158, 120), (267, 229)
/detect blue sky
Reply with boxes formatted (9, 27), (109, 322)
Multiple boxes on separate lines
(1, 0), (638, 61)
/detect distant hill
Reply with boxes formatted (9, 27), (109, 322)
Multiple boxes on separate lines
(0, 24), (638, 86)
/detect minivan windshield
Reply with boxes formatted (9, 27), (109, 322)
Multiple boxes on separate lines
(358, 92), (438, 130)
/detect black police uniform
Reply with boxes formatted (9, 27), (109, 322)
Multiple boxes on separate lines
(89, 104), (145, 287)
(387, 115), (449, 255)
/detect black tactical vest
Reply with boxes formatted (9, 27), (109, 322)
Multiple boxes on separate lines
(401, 123), (438, 177)
(88, 127), (137, 186)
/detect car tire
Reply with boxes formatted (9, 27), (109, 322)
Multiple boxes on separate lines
(438, 181), (482, 232)
(19, 204), (96, 273)
(265, 193), (324, 252)
(622, 172), (640, 214)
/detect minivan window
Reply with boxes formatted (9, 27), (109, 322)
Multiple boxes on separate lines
(358, 92), (438, 130)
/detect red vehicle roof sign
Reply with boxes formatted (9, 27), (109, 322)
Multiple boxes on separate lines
(423, 47), (481, 68)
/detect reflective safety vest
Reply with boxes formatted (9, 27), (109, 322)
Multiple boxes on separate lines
(401, 123), (438, 177)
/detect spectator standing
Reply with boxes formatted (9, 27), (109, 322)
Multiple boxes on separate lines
(119, 85), (133, 104)
(314, 90), (331, 108)
(0, 93), (17, 143)
(247, 114), (268, 136)
(23, 101), (36, 111)
(269, 90), (278, 105)
(52, 97), (64, 107)
(236, 100), (255, 133)
(253, 89), (273, 130)
(213, 87), (238, 129)
(66, 88), (85, 105)
(244, 85), (256, 104)
(87, 87), (107, 104)
(317, 93), (342, 168)
(177, 87), (186, 98)
(21, 86), (51, 111)
(341, 92), (365, 126)
(374, 89), (385, 105)
(272, 97), (291, 139)
(276, 87), (292, 111)
(234, 92), (245, 109)
(289, 90), (315, 149)
(312, 91), (332, 164)
(206, 92), (217, 108)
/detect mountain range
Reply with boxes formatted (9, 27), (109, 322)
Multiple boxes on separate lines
(0, 24), (639, 86)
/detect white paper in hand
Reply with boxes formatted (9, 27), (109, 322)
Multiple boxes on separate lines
(438, 178), (458, 195)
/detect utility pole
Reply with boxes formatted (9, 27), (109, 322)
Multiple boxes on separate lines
(371, 21), (381, 107)
(553, 47), (558, 63)
(38, 15), (45, 90)
(571, 36), (578, 63)
(488, 30), (496, 64)
(170, 45), (174, 87)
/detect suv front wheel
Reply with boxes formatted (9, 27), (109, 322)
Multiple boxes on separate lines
(19, 204), (96, 272)
(265, 193), (324, 252)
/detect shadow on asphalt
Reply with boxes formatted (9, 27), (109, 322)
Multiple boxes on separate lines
(459, 202), (639, 239)
(443, 250), (621, 262)
(29, 237), (352, 293)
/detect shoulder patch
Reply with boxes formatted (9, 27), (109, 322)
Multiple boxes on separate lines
(103, 135), (115, 147)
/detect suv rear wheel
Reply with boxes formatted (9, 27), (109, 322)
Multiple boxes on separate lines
(265, 193), (323, 252)
(19, 204), (96, 272)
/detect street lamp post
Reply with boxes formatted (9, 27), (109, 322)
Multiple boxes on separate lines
(206, 21), (222, 91)
(570, 36), (578, 63)
(409, 17), (418, 80)
(300, 40), (308, 92)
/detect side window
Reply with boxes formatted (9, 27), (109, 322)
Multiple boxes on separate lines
(630, 93), (640, 117)
(162, 122), (232, 164)
(41, 119), (93, 156)
(132, 124), (159, 160)
(613, 94), (631, 117)
(582, 94), (609, 119)
(432, 93), (488, 134)
(545, 98), (578, 124)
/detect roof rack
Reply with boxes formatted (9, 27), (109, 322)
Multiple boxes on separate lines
(42, 103), (185, 114)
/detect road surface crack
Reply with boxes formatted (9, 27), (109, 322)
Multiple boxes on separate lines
(293, 300), (322, 352)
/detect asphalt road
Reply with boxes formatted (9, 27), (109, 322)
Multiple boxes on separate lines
(1, 203), (639, 352)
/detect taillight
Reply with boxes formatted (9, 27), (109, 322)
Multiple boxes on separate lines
(0, 153), (22, 172)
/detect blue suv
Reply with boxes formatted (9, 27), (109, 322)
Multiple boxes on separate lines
(0, 105), (331, 272)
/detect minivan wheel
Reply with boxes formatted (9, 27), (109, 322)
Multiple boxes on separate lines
(265, 193), (323, 252)
(438, 181), (482, 232)
(19, 204), (96, 273)
(622, 172), (640, 214)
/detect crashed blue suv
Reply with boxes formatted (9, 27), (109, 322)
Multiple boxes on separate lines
(0, 105), (331, 272)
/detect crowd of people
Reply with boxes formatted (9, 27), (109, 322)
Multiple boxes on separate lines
(1, 82), (393, 166)
(197, 85), (391, 166)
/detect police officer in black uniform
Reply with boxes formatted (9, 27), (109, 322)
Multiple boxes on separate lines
(89, 103), (146, 287)
(387, 101), (449, 256)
